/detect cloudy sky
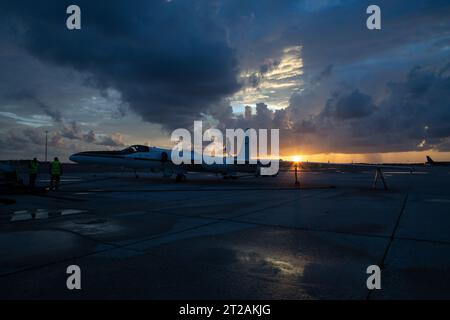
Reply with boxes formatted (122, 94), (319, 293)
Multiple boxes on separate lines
(1, 0), (449, 162)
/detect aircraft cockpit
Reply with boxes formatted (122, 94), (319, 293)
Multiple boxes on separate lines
(122, 145), (151, 154)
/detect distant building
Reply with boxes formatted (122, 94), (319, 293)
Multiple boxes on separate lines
(244, 105), (252, 120)
(256, 102), (268, 111)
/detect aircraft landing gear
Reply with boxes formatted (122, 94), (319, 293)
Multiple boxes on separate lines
(176, 173), (186, 183)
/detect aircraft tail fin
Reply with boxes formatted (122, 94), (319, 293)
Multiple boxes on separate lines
(224, 137), (231, 157)
(236, 129), (252, 163)
(244, 133), (250, 163)
(426, 156), (434, 164)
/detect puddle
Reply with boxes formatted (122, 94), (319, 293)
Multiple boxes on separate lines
(10, 209), (87, 222)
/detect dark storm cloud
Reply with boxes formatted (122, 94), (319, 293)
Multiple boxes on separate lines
(315, 65), (333, 84)
(60, 121), (84, 140)
(34, 99), (63, 123)
(245, 59), (282, 88)
(214, 64), (450, 154)
(0, 127), (61, 159)
(1, 0), (241, 129)
(0, 123), (126, 160)
(22, 128), (44, 145)
(253, 65), (450, 153)
(1, 0), (450, 158)
(322, 90), (376, 120)
(218, 0), (450, 86)
(215, 0), (450, 154)
(3, 90), (62, 122)
(59, 121), (124, 147)
(286, 0), (450, 70)
(96, 133), (125, 147)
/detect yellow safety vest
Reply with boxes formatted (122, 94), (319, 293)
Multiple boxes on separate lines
(51, 161), (61, 175)
(29, 162), (39, 174)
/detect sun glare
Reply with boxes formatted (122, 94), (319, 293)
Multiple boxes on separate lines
(292, 155), (302, 163)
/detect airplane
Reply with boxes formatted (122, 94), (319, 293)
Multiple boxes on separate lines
(69, 144), (414, 190)
(425, 156), (450, 167)
(69, 144), (261, 182)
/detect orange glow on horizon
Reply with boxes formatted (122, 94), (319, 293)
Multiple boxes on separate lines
(280, 150), (450, 164)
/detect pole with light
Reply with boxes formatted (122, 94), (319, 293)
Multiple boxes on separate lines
(45, 130), (48, 163)
(292, 156), (301, 187)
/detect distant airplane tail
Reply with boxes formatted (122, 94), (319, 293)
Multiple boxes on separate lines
(244, 132), (250, 163)
(426, 156), (434, 164)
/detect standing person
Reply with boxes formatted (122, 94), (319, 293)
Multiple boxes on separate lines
(28, 158), (39, 188)
(49, 157), (62, 191)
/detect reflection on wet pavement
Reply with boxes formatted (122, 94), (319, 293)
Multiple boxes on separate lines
(264, 257), (305, 276)
(10, 209), (87, 222)
(1, 168), (450, 299)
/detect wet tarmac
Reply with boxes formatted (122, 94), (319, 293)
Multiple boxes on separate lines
(1, 167), (450, 299)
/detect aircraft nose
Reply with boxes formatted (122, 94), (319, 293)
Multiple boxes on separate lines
(69, 153), (81, 163)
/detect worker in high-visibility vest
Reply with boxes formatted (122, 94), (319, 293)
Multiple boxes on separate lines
(28, 158), (39, 188)
(49, 157), (63, 191)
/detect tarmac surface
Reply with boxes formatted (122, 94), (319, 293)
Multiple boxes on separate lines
(1, 166), (450, 299)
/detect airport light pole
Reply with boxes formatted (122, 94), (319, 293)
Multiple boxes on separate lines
(45, 130), (48, 163)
